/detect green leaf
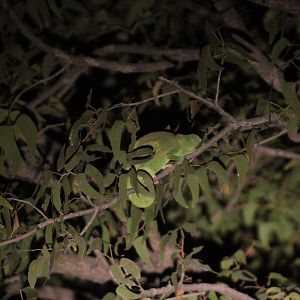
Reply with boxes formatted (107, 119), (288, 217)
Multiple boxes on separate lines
(116, 284), (140, 300)
(86, 164), (105, 195)
(258, 222), (274, 247)
(126, 205), (142, 249)
(282, 81), (300, 117)
(232, 270), (257, 282)
(129, 170), (155, 208)
(87, 144), (112, 153)
(233, 154), (249, 186)
(0, 196), (13, 210)
(207, 161), (230, 196)
(65, 154), (81, 172)
(234, 249), (246, 265)
(120, 258), (141, 280)
(133, 236), (152, 267)
(75, 235), (86, 260)
(14, 114), (37, 153)
(203, 45), (223, 72)
(220, 257), (235, 270)
(243, 201), (258, 226)
(56, 144), (65, 171)
(196, 168), (213, 202)
(271, 37), (289, 62)
(0, 125), (25, 171)
(28, 246), (50, 288)
(119, 173), (129, 202)
(186, 173), (200, 208)
(45, 225), (53, 245)
(173, 176), (189, 208)
(75, 173), (102, 199)
(102, 292), (117, 300)
(108, 120), (125, 162)
(51, 182), (62, 212)
(111, 264), (133, 285)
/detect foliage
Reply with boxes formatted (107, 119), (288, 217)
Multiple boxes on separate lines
(0, 0), (300, 299)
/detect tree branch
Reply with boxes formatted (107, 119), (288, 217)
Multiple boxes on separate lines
(0, 112), (293, 248)
(1, 0), (174, 74)
(212, 0), (284, 92)
(93, 44), (199, 62)
(256, 145), (300, 160)
(159, 76), (237, 124)
(142, 282), (255, 300)
(28, 65), (88, 108)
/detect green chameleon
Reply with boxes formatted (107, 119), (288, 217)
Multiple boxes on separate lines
(127, 131), (201, 208)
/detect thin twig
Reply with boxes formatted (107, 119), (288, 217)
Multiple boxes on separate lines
(107, 90), (179, 110)
(214, 70), (222, 104)
(256, 145), (300, 161)
(28, 66), (87, 108)
(80, 207), (99, 236)
(10, 65), (68, 111)
(8, 198), (48, 220)
(159, 76), (236, 124)
(37, 123), (66, 137)
(258, 129), (287, 145)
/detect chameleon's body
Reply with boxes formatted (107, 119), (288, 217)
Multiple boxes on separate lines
(128, 132), (201, 208)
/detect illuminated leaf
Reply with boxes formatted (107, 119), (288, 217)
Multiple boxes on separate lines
(75, 173), (102, 199)
(120, 258), (141, 280)
(0, 196), (13, 210)
(116, 284), (140, 300)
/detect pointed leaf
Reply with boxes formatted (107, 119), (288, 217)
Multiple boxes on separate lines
(282, 81), (300, 117)
(120, 258), (141, 280)
(51, 182), (62, 212)
(108, 120), (125, 162)
(133, 236), (152, 267)
(0, 196), (13, 210)
(0, 125), (25, 171)
(271, 37), (289, 62)
(14, 114), (37, 153)
(86, 164), (105, 195)
(75, 173), (102, 199)
(196, 168), (213, 201)
(116, 284), (140, 300)
(56, 144), (65, 171)
(233, 154), (249, 186)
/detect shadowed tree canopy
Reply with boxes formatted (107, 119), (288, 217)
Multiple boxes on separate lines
(0, 0), (300, 299)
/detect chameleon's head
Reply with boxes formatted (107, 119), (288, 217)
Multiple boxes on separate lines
(170, 134), (201, 159)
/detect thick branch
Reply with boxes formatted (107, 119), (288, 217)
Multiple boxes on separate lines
(142, 282), (255, 300)
(94, 45), (200, 62)
(0, 0), (174, 73)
